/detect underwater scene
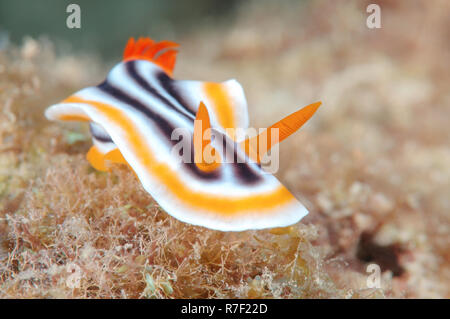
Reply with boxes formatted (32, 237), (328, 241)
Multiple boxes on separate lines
(0, 0), (449, 299)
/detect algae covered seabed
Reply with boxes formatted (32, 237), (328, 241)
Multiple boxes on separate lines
(0, 1), (449, 298)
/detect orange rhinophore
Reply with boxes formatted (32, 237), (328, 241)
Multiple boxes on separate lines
(45, 37), (322, 231)
(193, 102), (221, 172)
(241, 102), (321, 163)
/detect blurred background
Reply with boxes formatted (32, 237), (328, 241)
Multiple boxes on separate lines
(0, 0), (449, 298)
(0, 0), (240, 59)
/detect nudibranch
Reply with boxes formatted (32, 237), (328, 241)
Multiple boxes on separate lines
(45, 37), (321, 231)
